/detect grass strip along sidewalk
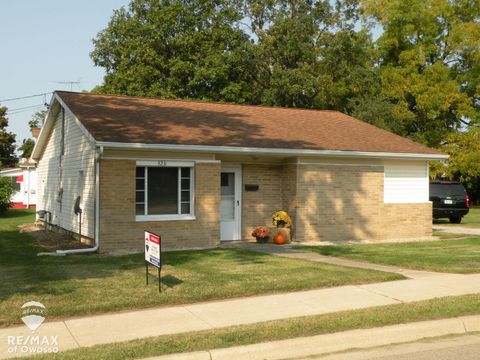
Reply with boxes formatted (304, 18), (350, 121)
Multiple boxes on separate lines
(0, 209), (401, 327)
(297, 237), (480, 274)
(22, 293), (480, 360)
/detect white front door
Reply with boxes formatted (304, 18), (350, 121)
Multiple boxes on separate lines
(220, 166), (241, 241)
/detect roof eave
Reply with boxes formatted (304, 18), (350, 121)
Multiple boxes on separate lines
(31, 92), (97, 161)
(96, 141), (448, 161)
(30, 95), (59, 161)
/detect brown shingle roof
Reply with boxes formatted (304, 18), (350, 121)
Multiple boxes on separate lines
(56, 91), (441, 155)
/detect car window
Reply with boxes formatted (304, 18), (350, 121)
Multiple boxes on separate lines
(429, 183), (466, 197)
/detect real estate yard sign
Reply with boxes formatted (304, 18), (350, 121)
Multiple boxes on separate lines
(145, 230), (162, 292)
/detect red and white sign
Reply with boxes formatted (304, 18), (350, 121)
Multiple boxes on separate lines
(145, 231), (161, 267)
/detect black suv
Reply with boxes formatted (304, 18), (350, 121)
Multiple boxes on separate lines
(429, 181), (470, 223)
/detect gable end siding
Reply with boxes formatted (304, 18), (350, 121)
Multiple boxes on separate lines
(36, 107), (96, 238)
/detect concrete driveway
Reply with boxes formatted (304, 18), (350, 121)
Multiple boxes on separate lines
(433, 225), (480, 236)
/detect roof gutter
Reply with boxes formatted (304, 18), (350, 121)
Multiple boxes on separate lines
(96, 141), (448, 161)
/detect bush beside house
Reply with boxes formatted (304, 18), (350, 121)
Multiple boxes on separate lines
(0, 177), (14, 214)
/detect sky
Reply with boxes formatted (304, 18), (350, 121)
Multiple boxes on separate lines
(0, 0), (130, 148)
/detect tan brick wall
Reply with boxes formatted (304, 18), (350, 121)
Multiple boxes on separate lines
(241, 163), (301, 240)
(98, 158), (431, 252)
(281, 163), (298, 238)
(99, 159), (220, 253)
(242, 164), (283, 239)
(294, 163), (432, 242)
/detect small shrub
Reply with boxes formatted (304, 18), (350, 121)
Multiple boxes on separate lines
(252, 226), (271, 238)
(0, 177), (15, 214)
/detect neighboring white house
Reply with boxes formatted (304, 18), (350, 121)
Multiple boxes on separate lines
(0, 159), (37, 208)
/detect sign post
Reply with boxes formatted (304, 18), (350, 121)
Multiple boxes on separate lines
(144, 230), (162, 292)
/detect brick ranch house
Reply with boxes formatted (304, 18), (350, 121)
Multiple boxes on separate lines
(31, 91), (447, 254)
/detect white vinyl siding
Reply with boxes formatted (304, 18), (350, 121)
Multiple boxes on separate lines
(384, 160), (429, 203)
(36, 108), (96, 238)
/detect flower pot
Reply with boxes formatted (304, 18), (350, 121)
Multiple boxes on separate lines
(31, 127), (41, 139)
(256, 237), (269, 244)
(273, 233), (287, 245)
(276, 220), (286, 228)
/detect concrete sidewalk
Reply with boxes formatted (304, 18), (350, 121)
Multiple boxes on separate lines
(2, 272), (480, 358)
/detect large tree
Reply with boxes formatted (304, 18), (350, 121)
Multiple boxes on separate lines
(0, 106), (17, 169)
(361, 0), (480, 147)
(91, 0), (256, 103)
(249, 0), (378, 111)
(91, 0), (377, 109)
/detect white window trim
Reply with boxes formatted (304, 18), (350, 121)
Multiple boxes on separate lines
(136, 214), (196, 222)
(135, 161), (195, 222)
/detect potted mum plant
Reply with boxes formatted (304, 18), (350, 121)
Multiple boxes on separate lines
(272, 210), (292, 228)
(252, 226), (270, 243)
(272, 210), (292, 245)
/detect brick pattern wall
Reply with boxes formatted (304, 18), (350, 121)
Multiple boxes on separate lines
(281, 164), (298, 238)
(242, 164), (283, 239)
(98, 158), (431, 252)
(380, 203), (432, 238)
(99, 159), (220, 253)
(294, 163), (432, 242)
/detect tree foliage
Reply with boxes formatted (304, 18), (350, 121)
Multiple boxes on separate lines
(361, 0), (480, 147)
(432, 129), (480, 180)
(92, 0), (255, 102)
(0, 177), (15, 214)
(0, 106), (17, 169)
(430, 127), (480, 202)
(18, 139), (35, 159)
(29, 109), (47, 129)
(91, 0), (378, 109)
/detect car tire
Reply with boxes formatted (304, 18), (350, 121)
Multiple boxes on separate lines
(449, 216), (462, 224)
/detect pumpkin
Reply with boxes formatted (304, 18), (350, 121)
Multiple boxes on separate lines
(273, 233), (287, 245)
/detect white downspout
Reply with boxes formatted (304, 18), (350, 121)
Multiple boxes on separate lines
(53, 146), (103, 255)
(57, 146), (103, 255)
(26, 168), (30, 208)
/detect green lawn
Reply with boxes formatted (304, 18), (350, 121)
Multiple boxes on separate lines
(297, 237), (480, 273)
(434, 207), (480, 227)
(24, 293), (480, 360)
(0, 209), (402, 327)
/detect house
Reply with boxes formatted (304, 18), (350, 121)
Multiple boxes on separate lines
(0, 160), (37, 209)
(31, 91), (447, 254)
